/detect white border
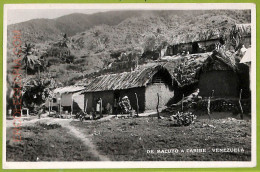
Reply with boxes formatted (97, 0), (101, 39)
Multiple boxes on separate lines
(2, 3), (257, 169)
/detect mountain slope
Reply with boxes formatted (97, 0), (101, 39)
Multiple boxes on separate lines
(7, 11), (148, 43)
(6, 10), (251, 86)
(69, 10), (251, 56)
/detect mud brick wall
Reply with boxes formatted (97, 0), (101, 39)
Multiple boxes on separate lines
(196, 98), (251, 113)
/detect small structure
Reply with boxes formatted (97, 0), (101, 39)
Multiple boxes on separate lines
(45, 86), (85, 114)
(166, 29), (221, 56)
(198, 49), (239, 98)
(165, 23), (251, 56)
(240, 48), (251, 91)
(166, 39), (219, 56)
(21, 108), (29, 117)
(81, 65), (177, 114)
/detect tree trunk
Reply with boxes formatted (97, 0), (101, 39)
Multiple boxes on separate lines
(181, 94), (184, 112)
(135, 93), (139, 117)
(157, 93), (161, 119)
(25, 64), (28, 77)
(239, 89), (244, 119)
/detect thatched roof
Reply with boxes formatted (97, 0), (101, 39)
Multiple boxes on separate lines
(53, 86), (85, 94)
(233, 24), (251, 36)
(171, 29), (220, 45)
(82, 65), (175, 93)
(171, 23), (251, 45)
(200, 48), (237, 73)
(162, 53), (210, 87)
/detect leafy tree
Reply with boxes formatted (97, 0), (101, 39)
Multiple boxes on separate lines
(22, 77), (58, 111)
(143, 34), (156, 52)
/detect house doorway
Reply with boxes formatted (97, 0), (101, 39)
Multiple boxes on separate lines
(113, 90), (121, 114)
(192, 42), (199, 54)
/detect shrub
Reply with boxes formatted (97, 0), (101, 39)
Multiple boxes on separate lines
(74, 58), (86, 64)
(66, 64), (81, 71)
(170, 111), (197, 126)
(64, 55), (75, 63)
(47, 57), (62, 65)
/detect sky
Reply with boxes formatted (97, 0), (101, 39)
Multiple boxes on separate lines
(7, 9), (111, 25)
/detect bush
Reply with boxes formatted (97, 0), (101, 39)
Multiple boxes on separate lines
(64, 55), (75, 63)
(66, 64), (81, 71)
(47, 57), (62, 65)
(74, 58), (86, 64)
(170, 111), (197, 126)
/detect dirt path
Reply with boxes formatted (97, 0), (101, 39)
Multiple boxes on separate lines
(63, 124), (110, 161)
(50, 118), (110, 161)
(7, 117), (110, 161)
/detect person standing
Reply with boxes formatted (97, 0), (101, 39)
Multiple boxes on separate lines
(96, 98), (100, 114)
(96, 98), (103, 118)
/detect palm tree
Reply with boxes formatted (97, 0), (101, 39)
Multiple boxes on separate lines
(22, 43), (43, 77)
(21, 43), (34, 77)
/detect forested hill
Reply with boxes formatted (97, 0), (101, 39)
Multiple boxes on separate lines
(6, 10), (251, 86)
(7, 10), (250, 44)
(69, 10), (251, 56)
(7, 11), (147, 43)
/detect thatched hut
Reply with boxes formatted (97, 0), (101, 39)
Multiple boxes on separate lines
(166, 23), (251, 56)
(81, 65), (177, 113)
(162, 53), (210, 102)
(198, 49), (239, 98)
(166, 30), (221, 56)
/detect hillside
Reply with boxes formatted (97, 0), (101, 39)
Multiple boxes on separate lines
(70, 10), (250, 54)
(6, 10), (251, 86)
(7, 11), (147, 43)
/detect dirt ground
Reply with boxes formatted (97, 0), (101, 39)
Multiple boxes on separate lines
(6, 112), (251, 161)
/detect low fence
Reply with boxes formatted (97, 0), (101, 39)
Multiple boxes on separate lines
(196, 98), (251, 113)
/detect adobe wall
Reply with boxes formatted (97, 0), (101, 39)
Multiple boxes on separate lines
(199, 70), (239, 98)
(145, 83), (174, 111)
(61, 93), (73, 106)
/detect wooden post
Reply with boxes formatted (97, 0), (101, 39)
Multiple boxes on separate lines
(181, 94), (184, 112)
(136, 55), (139, 69)
(207, 97), (211, 119)
(51, 99), (53, 111)
(59, 96), (62, 117)
(60, 100), (61, 116)
(239, 89), (244, 119)
(48, 100), (50, 115)
(157, 93), (161, 119)
(71, 96), (73, 116)
(135, 93), (139, 117)
(207, 90), (214, 119)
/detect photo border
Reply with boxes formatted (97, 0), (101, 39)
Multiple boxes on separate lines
(0, 0), (259, 171)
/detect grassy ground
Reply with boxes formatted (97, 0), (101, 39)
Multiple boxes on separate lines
(6, 122), (99, 161)
(71, 114), (251, 161)
(6, 112), (251, 161)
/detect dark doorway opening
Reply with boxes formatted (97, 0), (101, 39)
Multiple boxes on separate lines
(192, 42), (199, 54)
(114, 90), (120, 100)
